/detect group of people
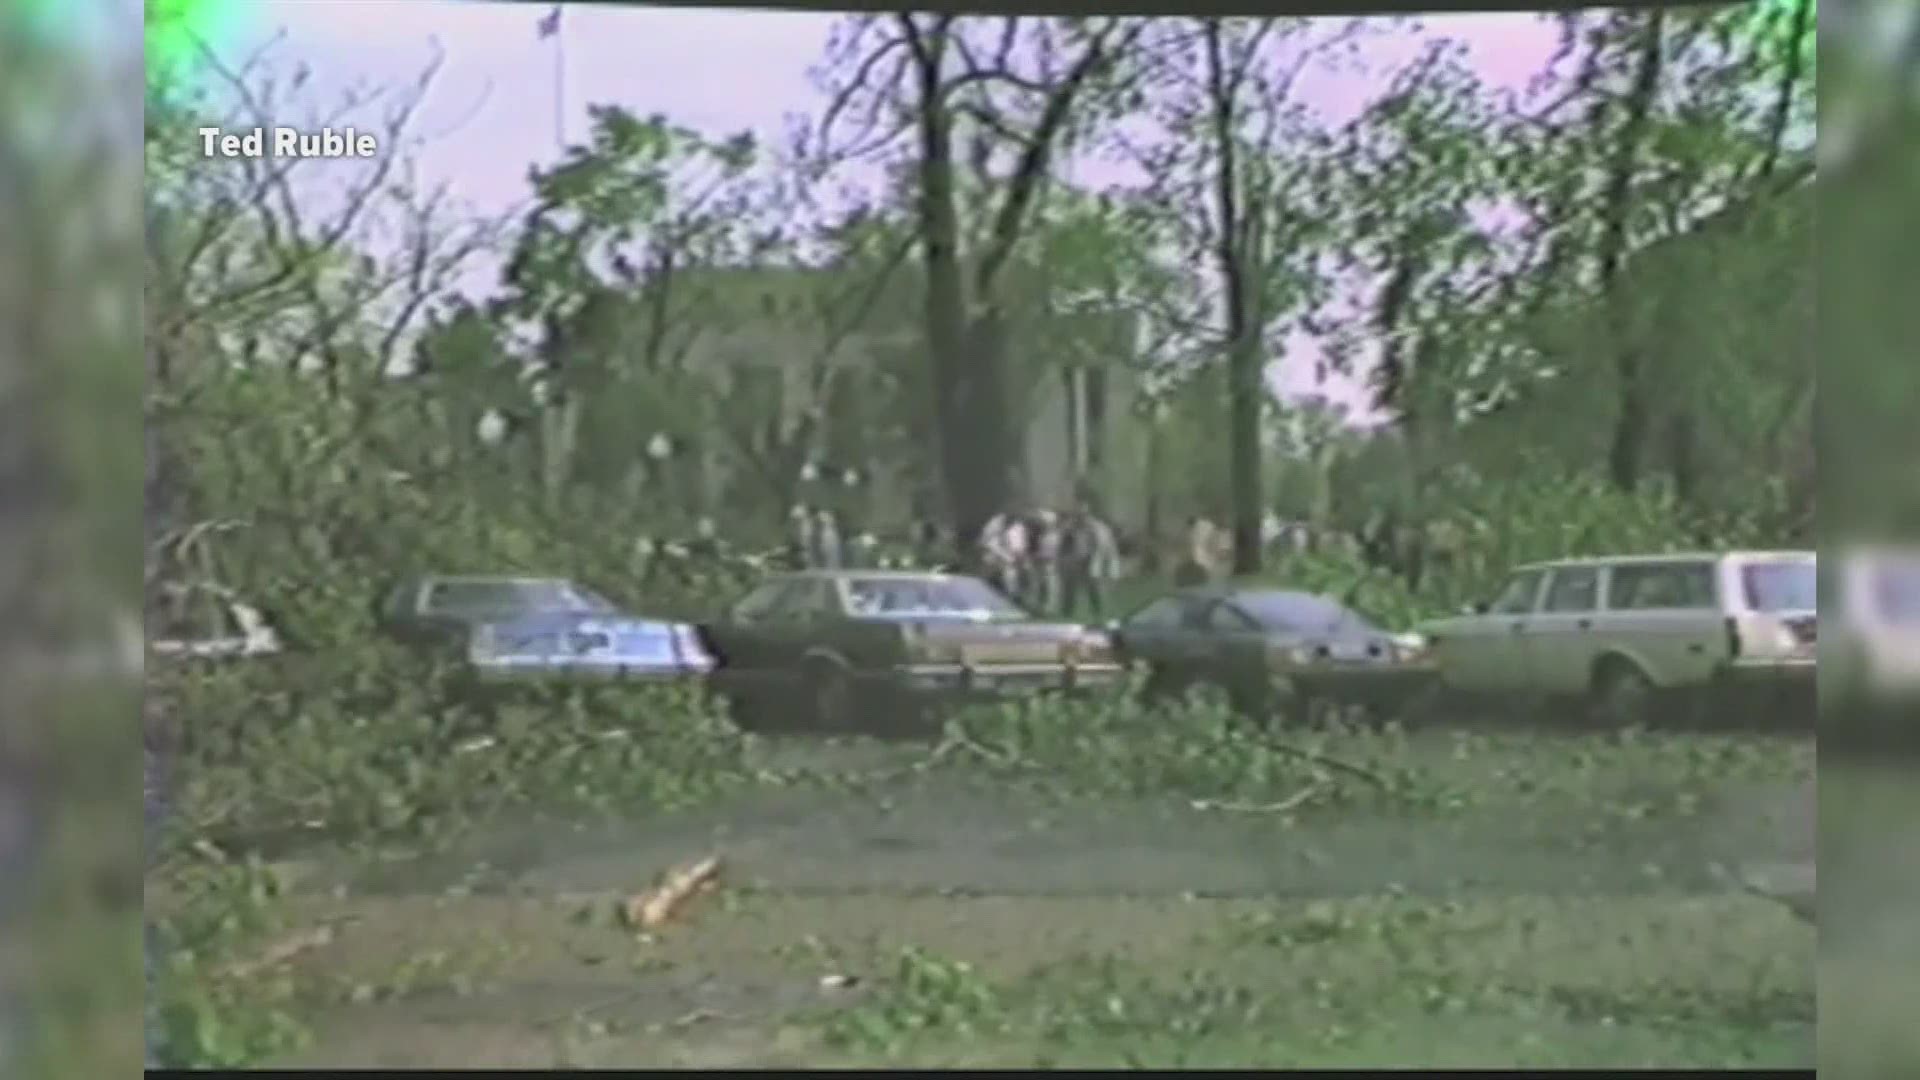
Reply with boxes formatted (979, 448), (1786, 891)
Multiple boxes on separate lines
(977, 500), (1123, 617)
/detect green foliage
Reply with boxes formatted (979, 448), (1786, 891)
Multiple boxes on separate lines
(149, 853), (310, 1068)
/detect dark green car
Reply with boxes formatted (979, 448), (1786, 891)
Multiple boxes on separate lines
(700, 570), (1124, 732)
(1110, 586), (1437, 724)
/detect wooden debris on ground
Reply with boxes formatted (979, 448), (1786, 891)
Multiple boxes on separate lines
(621, 854), (723, 930)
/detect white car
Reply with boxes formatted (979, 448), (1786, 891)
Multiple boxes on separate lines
(1823, 547), (1920, 721)
(1419, 551), (1815, 724)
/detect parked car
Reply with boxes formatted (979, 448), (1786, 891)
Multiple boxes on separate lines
(1418, 551), (1815, 724)
(377, 574), (712, 687)
(1109, 586), (1435, 725)
(1822, 547), (1920, 728)
(699, 570), (1122, 731)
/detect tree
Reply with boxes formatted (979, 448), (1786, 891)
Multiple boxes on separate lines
(813, 15), (1147, 563)
(1117, 19), (1349, 574)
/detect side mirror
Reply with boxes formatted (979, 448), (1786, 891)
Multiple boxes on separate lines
(1463, 602), (1488, 616)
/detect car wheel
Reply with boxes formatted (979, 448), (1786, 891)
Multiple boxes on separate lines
(804, 658), (856, 730)
(1590, 658), (1656, 727)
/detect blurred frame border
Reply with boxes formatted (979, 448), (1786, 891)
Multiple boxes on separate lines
(2, 0), (146, 1076)
(1818, 1), (1920, 1078)
(0, 0), (1839, 1076)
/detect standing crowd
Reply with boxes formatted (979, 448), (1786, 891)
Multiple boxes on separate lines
(642, 497), (1468, 617)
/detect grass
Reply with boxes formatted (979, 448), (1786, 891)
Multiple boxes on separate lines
(144, 655), (1815, 1070)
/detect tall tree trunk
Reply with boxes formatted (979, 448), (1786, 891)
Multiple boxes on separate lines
(1206, 19), (1263, 578)
(904, 21), (995, 567)
(1600, 10), (1666, 493)
(900, 15), (1122, 566)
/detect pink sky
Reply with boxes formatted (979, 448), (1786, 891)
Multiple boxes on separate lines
(220, 2), (1565, 412)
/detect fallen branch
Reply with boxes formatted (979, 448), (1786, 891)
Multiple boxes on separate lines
(213, 923), (343, 980)
(1189, 785), (1324, 815)
(621, 854), (723, 930)
(1259, 739), (1392, 791)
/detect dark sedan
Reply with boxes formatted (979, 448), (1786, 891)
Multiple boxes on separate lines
(377, 574), (712, 686)
(700, 570), (1123, 732)
(1110, 586), (1436, 725)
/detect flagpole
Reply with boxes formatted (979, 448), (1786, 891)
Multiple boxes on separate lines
(553, 9), (566, 150)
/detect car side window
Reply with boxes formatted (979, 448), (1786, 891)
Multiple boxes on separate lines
(1608, 563), (1717, 610)
(1489, 570), (1545, 615)
(1205, 603), (1259, 632)
(1543, 567), (1600, 613)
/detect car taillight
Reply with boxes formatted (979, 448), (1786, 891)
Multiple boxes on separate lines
(672, 625), (710, 665)
(1075, 632), (1114, 664)
(1725, 616), (1741, 659)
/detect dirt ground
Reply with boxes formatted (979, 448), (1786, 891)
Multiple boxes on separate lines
(239, 722), (1815, 1070)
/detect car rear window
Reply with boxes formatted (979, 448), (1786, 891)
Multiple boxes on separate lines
(1740, 561), (1815, 613)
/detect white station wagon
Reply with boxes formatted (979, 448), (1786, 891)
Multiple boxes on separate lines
(1419, 551), (1815, 723)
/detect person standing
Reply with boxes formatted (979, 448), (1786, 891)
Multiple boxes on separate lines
(787, 504), (814, 570)
(1060, 501), (1120, 618)
(1029, 508), (1063, 612)
(811, 507), (844, 570)
(1176, 515), (1222, 587)
(979, 508), (1020, 597)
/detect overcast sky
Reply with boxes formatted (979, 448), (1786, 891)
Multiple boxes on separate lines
(214, 2), (1565, 413)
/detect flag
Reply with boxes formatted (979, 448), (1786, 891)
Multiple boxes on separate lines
(536, 5), (562, 39)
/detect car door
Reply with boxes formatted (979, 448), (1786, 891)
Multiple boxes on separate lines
(1528, 565), (1605, 695)
(1114, 595), (1198, 666)
(1438, 568), (1547, 692)
(761, 578), (844, 675)
(711, 579), (810, 680)
(1601, 561), (1724, 688)
(1199, 600), (1270, 690)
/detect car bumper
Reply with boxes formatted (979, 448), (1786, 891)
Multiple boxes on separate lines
(1716, 657), (1816, 687)
(897, 662), (1126, 697)
(1289, 663), (1438, 701)
(1713, 657), (1816, 712)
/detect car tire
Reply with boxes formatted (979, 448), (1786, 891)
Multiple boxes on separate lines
(1590, 657), (1656, 727)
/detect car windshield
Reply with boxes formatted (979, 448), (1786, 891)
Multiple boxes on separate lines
(847, 577), (1025, 618)
(1236, 592), (1375, 634)
(432, 579), (616, 616)
(1740, 561), (1815, 613)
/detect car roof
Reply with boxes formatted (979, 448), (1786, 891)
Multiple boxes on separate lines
(766, 570), (977, 584)
(1512, 551), (1815, 572)
(420, 574), (577, 585)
